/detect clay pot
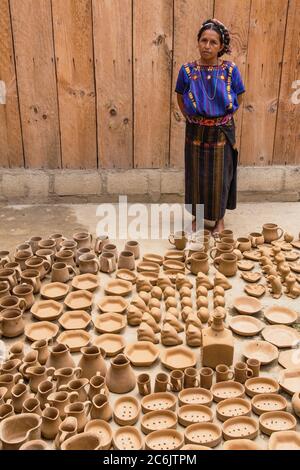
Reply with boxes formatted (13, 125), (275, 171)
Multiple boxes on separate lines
(41, 406), (61, 440)
(292, 392), (300, 418)
(46, 343), (75, 370)
(0, 413), (42, 450)
(61, 431), (102, 450)
(78, 346), (107, 380)
(90, 394), (112, 421)
(55, 416), (78, 449)
(106, 354), (136, 394)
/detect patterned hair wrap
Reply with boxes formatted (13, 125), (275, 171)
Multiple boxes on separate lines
(198, 18), (232, 57)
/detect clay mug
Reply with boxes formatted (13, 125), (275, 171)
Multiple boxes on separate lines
(73, 232), (92, 250)
(0, 372), (23, 399)
(200, 367), (214, 390)
(246, 358), (260, 378)
(75, 247), (92, 266)
(0, 358), (21, 376)
(0, 268), (19, 289)
(10, 382), (32, 413)
(90, 394), (112, 422)
(35, 248), (56, 267)
(213, 253), (238, 277)
(41, 405), (61, 439)
(60, 239), (78, 254)
(218, 237), (236, 249)
(26, 365), (55, 393)
(26, 236), (42, 255)
(38, 239), (57, 251)
(209, 243), (233, 260)
(249, 232), (265, 248)
(137, 373), (151, 396)
(0, 295), (26, 313)
(234, 361), (253, 384)
(12, 284), (35, 311)
(20, 269), (41, 294)
(117, 251), (135, 270)
(4, 262), (22, 277)
(94, 235), (110, 255)
(184, 368), (200, 388)
(31, 339), (50, 366)
(64, 401), (91, 432)
(55, 249), (76, 268)
(19, 350), (40, 378)
(170, 370), (184, 392)
(54, 416), (78, 449)
(8, 341), (24, 361)
(125, 240), (140, 259)
(102, 243), (118, 261)
(78, 253), (100, 275)
(0, 281), (10, 300)
(53, 367), (82, 389)
(49, 233), (66, 250)
(0, 308), (25, 337)
(236, 237), (252, 253)
(154, 373), (171, 393)
(168, 231), (188, 250)
(14, 250), (32, 270)
(186, 242), (205, 258)
(185, 252), (209, 275)
(0, 386), (8, 405)
(22, 397), (42, 416)
(59, 378), (89, 402)
(0, 403), (14, 421)
(88, 373), (109, 400)
(216, 364), (234, 383)
(262, 223), (284, 243)
(36, 380), (55, 410)
(0, 251), (10, 267)
(51, 262), (76, 283)
(194, 236), (210, 252)
(218, 229), (234, 240)
(47, 391), (79, 419)
(15, 243), (33, 255)
(99, 252), (116, 273)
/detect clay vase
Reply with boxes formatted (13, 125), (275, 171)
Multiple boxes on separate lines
(46, 343), (75, 370)
(78, 346), (107, 380)
(64, 401), (91, 432)
(54, 416), (78, 449)
(41, 406), (61, 440)
(106, 354), (136, 394)
(0, 308), (25, 338)
(90, 394), (112, 421)
(31, 339), (50, 366)
(292, 392), (300, 418)
(36, 380), (56, 410)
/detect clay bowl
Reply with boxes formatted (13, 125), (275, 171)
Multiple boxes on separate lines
(124, 341), (159, 367)
(141, 410), (177, 435)
(222, 416), (259, 441)
(216, 398), (251, 422)
(64, 290), (93, 310)
(84, 419), (112, 450)
(184, 422), (222, 448)
(264, 305), (298, 326)
(138, 271), (159, 285)
(161, 345), (196, 371)
(178, 405), (214, 427)
(259, 411), (297, 436)
(19, 439), (49, 450)
(145, 429), (184, 450)
(113, 426), (143, 450)
(164, 250), (185, 262)
(229, 315), (264, 337)
(279, 368), (300, 395)
(261, 325), (300, 348)
(0, 413), (42, 450)
(244, 284), (266, 298)
(116, 269), (137, 284)
(178, 388), (213, 407)
(243, 340), (279, 365)
(136, 261), (160, 273)
(25, 321), (59, 342)
(94, 334), (125, 357)
(278, 349), (300, 370)
(143, 253), (164, 265)
(268, 431), (300, 450)
(181, 444), (212, 450)
(97, 295), (128, 314)
(61, 431), (102, 450)
(232, 296), (262, 315)
(104, 279), (133, 297)
(245, 377), (279, 397)
(240, 272), (262, 283)
(58, 310), (91, 330)
(113, 396), (140, 426)
(72, 273), (99, 291)
(251, 393), (287, 415)
(31, 299), (63, 321)
(163, 260), (185, 273)
(211, 381), (245, 403)
(223, 439), (263, 450)
(57, 329), (91, 352)
(141, 392), (176, 414)
(93, 312), (127, 334)
(40, 282), (70, 300)
(237, 260), (255, 271)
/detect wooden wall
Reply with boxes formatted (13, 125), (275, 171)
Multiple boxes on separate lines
(0, 0), (299, 169)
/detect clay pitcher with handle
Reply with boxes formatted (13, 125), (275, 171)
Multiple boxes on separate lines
(78, 346), (107, 380)
(54, 416), (78, 449)
(106, 354), (136, 394)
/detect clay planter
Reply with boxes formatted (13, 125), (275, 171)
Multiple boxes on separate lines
(106, 354), (136, 393)
(0, 413), (42, 450)
(78, 345), (107, 379)
(61, 432), (102, 450)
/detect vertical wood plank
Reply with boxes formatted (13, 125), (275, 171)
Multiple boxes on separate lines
(92, 0), (133, 169)
(0, 0), (23, 167)
(239, 0), (288, 166)
(170, 0), (214, 168)
(10, 0), (61, 168)
(134, 0), (173, 168)
(273, 0), (300, 165)
(52, 0), (97, 169)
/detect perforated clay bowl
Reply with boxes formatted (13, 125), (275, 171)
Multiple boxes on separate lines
(178, 388), (213, 407)
(216, 398), (251, 422)
(259, 411), (297, 436)
(222, 416), (259, 441)
(145, 429), (184, 451)
(141, 410), (177, 435)
(178, 405), (214, 427)
(251, 393), (287, 416)
(184, 422), (222, 448)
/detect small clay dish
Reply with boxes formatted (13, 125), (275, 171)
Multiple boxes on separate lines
(279, 368), (300, 395)
(94, 334), (125, 357)
(145, 429), (184, 450)
(216, 398), (251, 422)
(31, 299), (63, 321)
(251, 393), (287, 415)
(243, 340), (279, 365)
(141, 410), (177, 435)
(268, 431), (300, 450)
(116, 269), (137, 284)
(243, 250), (261, 261)
(178, 405), (214, 427)
(57, 329), (91, 352)
(163, 260), (185, 273)
(97, 295), (128, 314)
(84, 419), (112, 450)
(237, 260), (255, 271)
(223, 439), (263, 450)
(59, 310), (91, 330)
(264, 306), (298, 325)
(161, 345), (196, 371)
(289, 261), (300, 273)
(71, 273), (99, 291)
(184, 423), (222, 448)
(138, 271), (159, 285)
(261, 325), (300, 348)
(259, 411), (297, 436)
(278, 349), (300, 370)
(64, 290), (93, 310)
(222, 416), (259, 441)
(240, 272), (262, 283)
(104, 279), (132, 297)
(178, 388), (213, 407)
(141, 392), (176, 414)
(113, 426), (143, 450)
(136, 261), (160, 273)
(211, 381), (245, 403)
(143, 253), (164, 265)
(291, 240), (300, 250)
(244, 284), (266, 298)
(113, 396), (140, 426)
(182, 444), (212, 450)
(245, 377), (279, 397)
(229, 315), (264, 337)
(93, 312), (127, 334)
(40, 282), (70, 300)
(233, 296), (262, 315)
(285, 252), (299, 262)
(164, 250), (185, 262)
(25, 321), (59, 342)
(124, 341), (159, 366)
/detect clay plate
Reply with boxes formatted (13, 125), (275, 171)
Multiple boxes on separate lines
(269, 431), (300, 450)
(223, 439), (263, 450)
(59, 310), (91, 330)
(222, 416), (259, 440)
(251, 393), (287, 415)
(40, 282), (70, 300)
(237, 260), (255, 271)
(264, 306), (298, 325)
(161, 345), (196, 371)
(244, 284), (266, 298)
(57, 329), (91, 352)
(178, 388), (213, 407)
(184, 423), (222, 448)
(278, 349), (300, 370)
(113, 396), (140, 426)
(211, 381), (245, 403)
(232, 296), (262, 315)
(164, 250), (185, 261)
(113, 426), (143, 450)
(104, 279), (132, 297)
(279, 368), (300, 395)
(259, 411), (297, 436)
(136, 261), (160, 273)
(245, 377), (279, 397)
(143, 253), (164, 265)
(141, 392), (176, 414)
(64, 290), (93, 310)
(84, 419), (112, 450)
(141, 410), (177, 434)
(216, 398), (251, 422)
(240, 272), (262, 283)
(289, 262), (300, 273)
(124, 341), (159, 366)
(163, 260), (185, 272)
(94, 334), (125, 357)
(229, 315), (264, 337)
(243, 340), (279, 365)
(25, 321), (59, 342)
(261, 325), (300, 348)
(31, 299), (63, 321)
(72, 274), (99, 291)
(116, 269), (137, 284)
(97, 296), (128, 314)
(178, 405), (214, 427)
(243, 250), (261, 261)
(93, 312), (126, 334)
(291, 241), (300, 250)
(145, 429), (184, 450)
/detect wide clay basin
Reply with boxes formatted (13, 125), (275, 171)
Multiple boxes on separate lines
(0, 413), (42, 450)
(61, 431), (102, 450)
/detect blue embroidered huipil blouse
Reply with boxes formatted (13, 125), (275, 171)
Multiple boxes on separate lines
(175, 60), (245, 118)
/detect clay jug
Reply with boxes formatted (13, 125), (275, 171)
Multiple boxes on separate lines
(46, 343), (75, 370)
(19, 350), (40, 378)
(0, 403), (14, 422)
(0, 358), (21, 375)
(59, 378), (89, 402)
(22, 397), (42, 416)
(64, 401), (91, 432)
(26, 366), (55, 393)
(90, 393), (112, 421)
(31, 339), (49, 366)
(106, 354), (136, 394)
(54, 416), (78, 449)
(10, 383), (32, 413)
(78, 346), (107, 380)
(0, 387), (8, 405)
(8, 341), (24, 361)
(36, 380), (55, 410)
(53, 367), (82, 389)
(41, 406), (61, 439)
(88, 373), (109, 400)
(47, 391), (78, 419)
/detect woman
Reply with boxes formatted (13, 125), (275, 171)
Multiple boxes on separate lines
(175, 18), (245, 235)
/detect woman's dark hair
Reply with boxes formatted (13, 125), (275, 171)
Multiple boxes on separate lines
(197, 18), (232, 57)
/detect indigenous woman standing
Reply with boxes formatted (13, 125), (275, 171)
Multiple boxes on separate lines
(175, 19), (245, 235)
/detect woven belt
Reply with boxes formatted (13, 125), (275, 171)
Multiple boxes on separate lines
(187, 114), (232, 126)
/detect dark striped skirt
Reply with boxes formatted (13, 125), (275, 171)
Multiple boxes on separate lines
(184, 117), (238, 221)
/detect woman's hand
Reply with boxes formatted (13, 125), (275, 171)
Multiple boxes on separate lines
(176, 93), (189, 121)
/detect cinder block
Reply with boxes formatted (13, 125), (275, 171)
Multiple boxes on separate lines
(284, 167), (300, 192)
(107, 171), (148, 194)
(161, 171), (184, 194)
(238, 191), (299, 203)
(2, 173), (27, 198)
(26, 172), (49, 198)
(238, 167), (285, 192)
(54, 172), (101, 196)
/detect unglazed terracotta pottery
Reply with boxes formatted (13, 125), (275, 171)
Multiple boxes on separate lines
(26, 365), (55, 393)
(90, 394), (112, 421)
(292, 392), (300, 417)
(244, 283), (266, 298)
(64, 290), (93, 311)
(36, 381), (55, 410)
(0, 295), (26, 312)
(19, 439), (49, 450)
(116, 269), (137, 283)
(213, 253), (237, 277)
(72, 273), (99, 292)
(93, 312), (126, 334)
(53, 367), (82, 389)
(40, 282), (69, 300)
(0, 268), (19, 289)
(113, 396), (140, 426)
(125, 341), (160, 367)
(185, 252), (209, 275)
(106, 354), (136, 393)
(168, 231), (188, 250)
(202, 311), (234, 368)
(268, 431), (300, 450)
(279, 369), (300, 395)
(278, 349), (300, 369)
(141, 392), (176, 413)
(161, 345), (196, 371)
(88, 374), (108, 400)
(243, 340), (279, 365)
(118, 251), (135, 270)
(259, 411), (296, 435)
(12, 284), (35, 310)
(262, 223), (283, 243)
(41, 406), (61, 439)
(25, 321), (59, 343)
(216, 398), (251, 422)
(161, 323), (182, 346)
(125, 240), (140, 259)
(211, 381), (245, 403)
(104, 279), (132, 297)
(113, 426), (143, 450)
(251, 393), (287, 415)
(25, 256), (51, 280)
(229, 315), (264, 337)
(137, 322), (159, 344)
(240, 271), (262, 283)
(57, 330), (91, 352)
(94, 235), (110, 254)
(64, 401), (91, 432)
(144, 429), (183, 450)
(97, 295), (128, 313)
(78, 346), (107, 379)
(84, 419), (112, 449)
(100, 252), (117, 273)
(223, 439), (262, 450)
(0, 308), (24, 337)
(0, 403), (14, 421)
(61, 432), (102, 450)
(233, 296), (262, 315)
(222, 416), (259, 440)
(51, 262), (76, 283)
(141, 410), (177, 435)
(178, 388), (213, 407)
(246, 358), (261, 378)
(78, 253), (100, 275)
(0, 413), (42, 450)
(94, 334), (125, 357)
(244, 377), (279, 397)
(31, 299), (63, 321)
(264, 305), (298, 325)
(178, 405), (213, 427)
(184, 422), (222, 448)
(137, 373), (151, 396)
(54, 416), (78, 449)
(137, 260), (160, 273)
(59, 310), (91, 330)
(234, 361), (253, 384)
(46, 343), (75, 370)
(262, 325), (300, 348)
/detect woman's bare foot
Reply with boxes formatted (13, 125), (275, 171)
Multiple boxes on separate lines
(212, 218), (225, 236)
(192, 219), (197, 232)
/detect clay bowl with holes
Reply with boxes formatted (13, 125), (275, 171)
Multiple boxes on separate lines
(93, 312), (127, 334)
(229, 315), (264, 337)
(184, 422), (222, 448)
(97, 296), (128, 314)
(145, 430), (184, 451)
(211, 381), (245, 403)
(40, 282), (70, 300)
(259, 411), (297, 436)
(182, 444), (212, 450)
(125, 341), (159, 367)
(278, 349), (300, 370)
(216, 398), (251, 422)
(31, 300), (63, 321)
(94, 334), (125, 357)
(264, 306), (298, 326)
(243, 340), (278, 365)
(59, 310), (91, 330)
(104, 279), (132, 297)
(222, 416), (259, 441)
(84, 420), (112, 450)
(178, 388), (213, 408)
(57, 330), (90, 352)
(251, 393), (287, 416)
(113, 426), (143, 450)
(136, 261), (160, 273)
(178, 405), (214, 427)
(141, 410), (177, 435)
(232, 296), (262, 315)
(261, 325), (300, 348)
(161, 346), (196, 371)
(223, 439), (263, 450)
(279, 368), (300, 395)
(143, 253), (164, 265)
(25, 321), (59, 342)
(141, 392), (176, 414)
(245, 377), (279, 398)
(113, 396), (140, 426)
(268, 431), (300, 450)
(72, 274), (99, 291)
(64, 290), (93, 310)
